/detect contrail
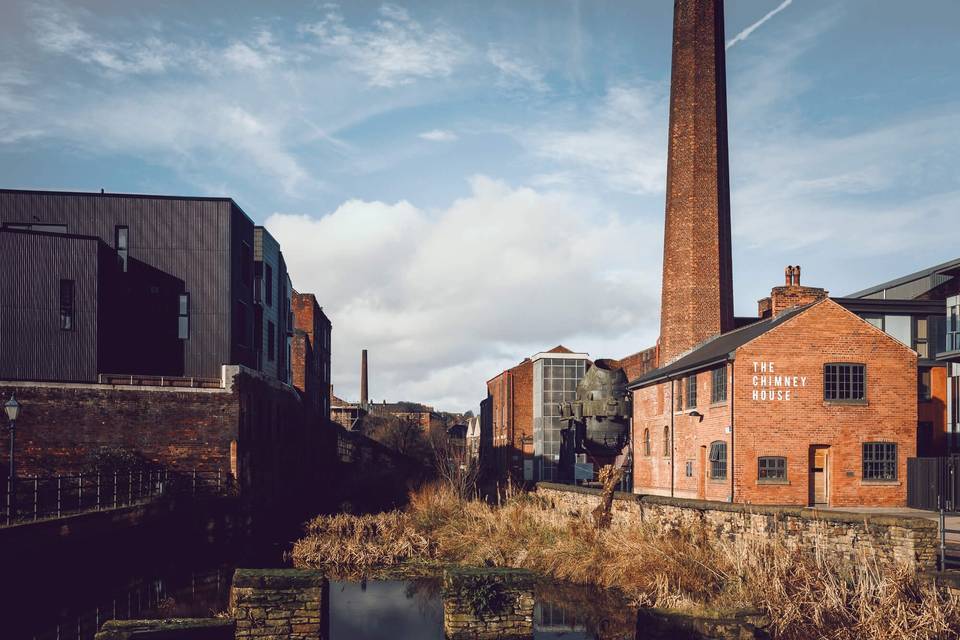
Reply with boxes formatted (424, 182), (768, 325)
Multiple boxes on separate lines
(726, 0), (793, 50)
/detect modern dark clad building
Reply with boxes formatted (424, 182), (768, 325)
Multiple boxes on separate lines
(0, 188), (261, 382)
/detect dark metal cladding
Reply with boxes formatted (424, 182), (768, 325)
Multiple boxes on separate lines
(0, 189), (258, 381)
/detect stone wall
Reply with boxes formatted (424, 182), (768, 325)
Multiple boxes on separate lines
(443, 567), (535, 640)
(537, 483), (938, 571)
(230, 569), (328, 639)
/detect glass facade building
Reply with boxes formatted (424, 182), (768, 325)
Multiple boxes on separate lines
(532, 353), (588, 481)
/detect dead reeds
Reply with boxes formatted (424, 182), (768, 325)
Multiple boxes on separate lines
(291, 483), (960, 639)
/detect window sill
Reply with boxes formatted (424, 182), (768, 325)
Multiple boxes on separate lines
(757, 480), (789, 485)
(860, 480), (900, 486)
(824, 400), (868, 407)
(709, 478), (728, 484)
(710, 401), (728, 408)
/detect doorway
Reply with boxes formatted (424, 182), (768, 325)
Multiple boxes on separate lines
(809, 446), (830, 506)
(697, 445), (707, 500)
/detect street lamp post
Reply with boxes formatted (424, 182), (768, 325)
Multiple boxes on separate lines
(5, 393), (21, 525)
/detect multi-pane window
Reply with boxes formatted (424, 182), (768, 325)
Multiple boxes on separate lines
(709, 441), (727, 480)
(533, 357), (587, 481)
(115, 226), (128, 272)
(948, 296), (960, 353)
(675, 380), (683, 412)
(758, 456), (786, 482)
(686, 374), (697, 408)
(643, 428), (650, 456)
(685, 460), (693, 477)
(824, 363), (866, 401)
(265, 264), (273, 306)
(663, 425), (670, 456)
(177, 293), (189, 340)
(267, 321), (276, 361)
(919, 368), (932, 401)
(862, 442), (897, 481)
(59, 279), (74, 330)
(711, 366), (727, 403)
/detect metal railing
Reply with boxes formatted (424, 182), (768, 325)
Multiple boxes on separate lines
(939, 509), (960, 570)
(96, 373), (223, 389)
(1, 469), (232, 527)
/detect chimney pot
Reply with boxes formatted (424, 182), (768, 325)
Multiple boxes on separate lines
(795, 265), (801, 286)
(785, 266), (793, 286)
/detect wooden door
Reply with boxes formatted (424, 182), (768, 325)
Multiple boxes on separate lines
(698, 446), (707, 500)
(810, 446), (830, 506)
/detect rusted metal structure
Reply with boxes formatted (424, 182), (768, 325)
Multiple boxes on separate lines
(558, 359), (631, 484)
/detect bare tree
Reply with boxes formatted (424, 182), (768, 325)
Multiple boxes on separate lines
(429, 427), (480, 500)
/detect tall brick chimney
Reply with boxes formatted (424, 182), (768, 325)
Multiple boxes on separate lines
(360, 349), (369, 411)
(658, 0), (734, 365)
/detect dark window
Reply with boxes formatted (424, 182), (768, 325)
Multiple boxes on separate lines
(685, 460), (693, 477)
(178, 293), (189, 340)
(675, 380), (683, 412)
(919, 368), (932, 401)
(265, 264), (273, 306)
(115, 226), (128, 272)
(711, 366), (727, 403)
(241, 242), (252, 287)
(235, 301), (248, 346)
(686, 374), (697, 408)
(267, 321), (276, 361)
(914, 317), (928, 359)
(643, 428), (650, 456)
(862, 442), (897, 481)
(709, 441), (727, 480)
(824, 363), (866, 401)
(59, 279), (74, 330)
(758, 456), (786, 482)
(663, 425), (670, 456)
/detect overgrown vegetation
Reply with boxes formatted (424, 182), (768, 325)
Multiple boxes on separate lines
(292, 483), (960, 640)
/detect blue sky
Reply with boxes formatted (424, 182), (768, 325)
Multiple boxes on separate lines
(2, 1), (959, 411)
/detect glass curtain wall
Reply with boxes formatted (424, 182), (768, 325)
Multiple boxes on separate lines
(533, 357), (587, 481)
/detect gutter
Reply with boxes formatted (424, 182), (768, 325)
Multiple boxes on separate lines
(628, 356), (730, 391)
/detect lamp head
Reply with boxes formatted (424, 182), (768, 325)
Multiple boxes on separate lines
(4, 393), (21, 422)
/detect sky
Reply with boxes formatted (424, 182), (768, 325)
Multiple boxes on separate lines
(1, 1), (959, 412)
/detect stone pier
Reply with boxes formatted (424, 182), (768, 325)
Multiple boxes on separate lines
(443, 567), (535, 640)
(230, 568), (328, 639)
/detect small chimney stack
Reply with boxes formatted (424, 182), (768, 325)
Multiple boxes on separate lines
(794, 265), (801, 286)
(360, 349), (368, 411)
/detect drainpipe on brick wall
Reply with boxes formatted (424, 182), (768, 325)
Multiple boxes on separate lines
(729, 357), (735, 504)
(670, 377), (676, 498)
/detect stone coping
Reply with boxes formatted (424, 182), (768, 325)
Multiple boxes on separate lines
(536, 482), (937, 529)
(231, 567), (328, 588)
(94, 619), (233, 640)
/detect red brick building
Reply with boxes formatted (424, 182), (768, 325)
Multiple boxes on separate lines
(627, 0), (920, 507)
(630, 296), (917, 506)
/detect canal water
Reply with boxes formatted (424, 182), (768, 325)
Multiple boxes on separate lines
(8, 536), (642, 640)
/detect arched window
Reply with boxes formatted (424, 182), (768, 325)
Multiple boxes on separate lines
(663, 426), (670, 456)
(643, 428), (650, 456)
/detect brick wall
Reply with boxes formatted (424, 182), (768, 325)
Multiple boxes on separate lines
(616, 346), (658, 382)
(0, 381), (239, 476)
(658, 0), (734, 365)
(632, 300), (918, 507)
(487, 359), (533, 483)
(538, 483), (938, 572)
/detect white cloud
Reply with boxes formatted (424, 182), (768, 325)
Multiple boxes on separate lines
(727, 0), (794, 50)
(301, 4), (467, 87)
(522, 84), (669, 195)
(487, 47), (548, 92)
(266, 176), (661, 410)
(418, 129), (458, 142)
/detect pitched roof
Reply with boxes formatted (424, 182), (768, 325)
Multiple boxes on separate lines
(548, 345), (573, 353)
(627, 303), (812, 389)
(845, 256), (960, 299)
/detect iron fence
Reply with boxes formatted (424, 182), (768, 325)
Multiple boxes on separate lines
(1, 468), (232, 527)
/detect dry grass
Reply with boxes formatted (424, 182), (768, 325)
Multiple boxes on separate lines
(291, 484), (960, 639)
